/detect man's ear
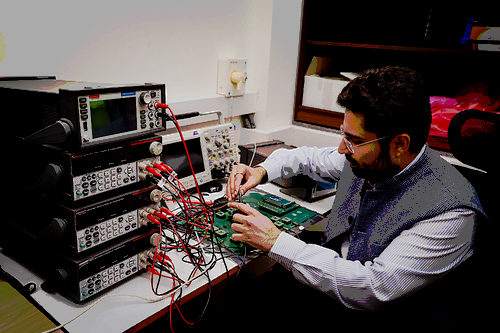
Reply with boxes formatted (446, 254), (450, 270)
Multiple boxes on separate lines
(391, 134), (411, 156)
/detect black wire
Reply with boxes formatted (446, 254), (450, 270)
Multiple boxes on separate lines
(149, 110), (242, 326)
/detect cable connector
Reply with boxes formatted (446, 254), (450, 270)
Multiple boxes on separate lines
(160, 207), (175, 217)
(139, 261), (152, 270)
(144, 207), (156, 215)
(154, 102), (172, 120)
(146, 250), (156, 260)
(155, 162), (173, 173)
(145, 166), (162, 178)
(147, 214), (160, 225)
(138, 210), (161, 225)
(138, 172), (149, 180)
(147, 207), (169, 220)
(139, 253), (150, 263)
(155, 102), (168, 110)
(155, 211), (170, 220)
(138, 161), (153, 171)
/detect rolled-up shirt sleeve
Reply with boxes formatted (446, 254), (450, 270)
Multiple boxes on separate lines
(268, 208), (476, 312)
(257, 146), (345, 184)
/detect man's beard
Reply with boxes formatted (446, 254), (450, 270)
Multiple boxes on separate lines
(347, 149), (401, 183)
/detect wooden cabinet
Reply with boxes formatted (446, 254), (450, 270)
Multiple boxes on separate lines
(294, 0), (500, 151)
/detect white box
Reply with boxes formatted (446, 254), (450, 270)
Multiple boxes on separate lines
(303, 75), (349, 113)
(302, 56), (358, 113)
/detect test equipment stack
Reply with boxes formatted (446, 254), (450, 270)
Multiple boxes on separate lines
(0, 76), (168, 302)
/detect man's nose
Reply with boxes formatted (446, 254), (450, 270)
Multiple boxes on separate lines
(338, 137), (350, 155)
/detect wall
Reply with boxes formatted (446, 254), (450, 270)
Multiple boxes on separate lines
(0, 0), (303, 131)
(240, 125), (343, 149)
(255, 0), (303, 130)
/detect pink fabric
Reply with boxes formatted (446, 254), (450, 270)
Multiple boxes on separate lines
(430, 82), (500, 138)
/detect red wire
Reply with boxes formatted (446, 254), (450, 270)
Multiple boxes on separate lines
(169, 278), (176, 332)
(154, 104), (218, 330)
(158, 170), (208, 226)
(150, 216), (162, 295)
(175, 302), (195, 325)
(157, 162), (214, 232)
(164, 216), (196, 266)
(166, 105), (205, 207)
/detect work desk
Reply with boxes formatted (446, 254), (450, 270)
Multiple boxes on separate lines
(0, 243), (239, 333)
(0, 183), (334, 333)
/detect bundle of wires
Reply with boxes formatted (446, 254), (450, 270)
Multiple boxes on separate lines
(138, 105), (245, 331)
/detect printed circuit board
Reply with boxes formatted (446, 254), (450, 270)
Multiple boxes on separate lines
(211, 192), (318, 254)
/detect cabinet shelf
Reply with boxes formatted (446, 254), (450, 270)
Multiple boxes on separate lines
(307, 40), (499, 55)
(294, 1), (499, 153)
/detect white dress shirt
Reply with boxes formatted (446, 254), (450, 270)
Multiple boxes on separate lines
(258, 145), (476, 311)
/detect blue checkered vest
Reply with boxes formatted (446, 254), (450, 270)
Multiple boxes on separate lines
(323, 146), (486, 264)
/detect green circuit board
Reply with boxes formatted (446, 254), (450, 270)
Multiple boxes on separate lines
(210, 193), (317, 254)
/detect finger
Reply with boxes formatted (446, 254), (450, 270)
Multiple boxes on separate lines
(231, 222), (245, 232)
(228, 177), (241, 201)
(227, 166), (239, 200)
(226, 177), (234, 201)
(228, 202), (259, 216)
(239, 176), (256, 195)
(232, 174), (245, 197)
(230, 232), (245, 242)
(231, 212), (245, 224)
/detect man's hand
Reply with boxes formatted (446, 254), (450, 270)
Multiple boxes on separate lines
(226, 164), (267, 201)
(229, 202), (282, 252)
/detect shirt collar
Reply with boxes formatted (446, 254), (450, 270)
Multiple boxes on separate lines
(368, 144), (427, 189)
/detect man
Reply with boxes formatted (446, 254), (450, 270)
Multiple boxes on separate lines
(225, 66), (488, 332)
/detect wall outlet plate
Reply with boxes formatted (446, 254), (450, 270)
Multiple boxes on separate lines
(218, 58), (247, 97)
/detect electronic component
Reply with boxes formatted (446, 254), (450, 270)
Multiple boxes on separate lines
(211, 192), (319, 254)
(257, 193), (298, 215)
(4, 185), (161, 254)
(263, 194), (295, 208)
(0, 222), (157, 303)
(58, 231), (156, 303)
(0, 78), (166, 149)
(7, 135), (163, 201)
(160, 123), (239, 192)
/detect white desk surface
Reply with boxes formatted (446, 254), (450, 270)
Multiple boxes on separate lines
(0, 245), (239, 333)
(0, 182), (332, 333)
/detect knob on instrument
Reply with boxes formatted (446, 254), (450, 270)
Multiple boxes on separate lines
(150, 189), (162, 202)
(149, 141), (163, 155)
(140, 92), (152, 105)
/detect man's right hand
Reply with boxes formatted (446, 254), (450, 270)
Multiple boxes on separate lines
(226, 164), (267, 201)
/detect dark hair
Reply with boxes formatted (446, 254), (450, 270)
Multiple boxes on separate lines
(337, 66), (432, 154)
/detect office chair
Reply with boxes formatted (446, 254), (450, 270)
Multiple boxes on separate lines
(448, 109), (500, 223)
(447, 109), (499, 329)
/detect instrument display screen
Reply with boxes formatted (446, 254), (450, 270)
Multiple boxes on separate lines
(90, 97), (137, 139)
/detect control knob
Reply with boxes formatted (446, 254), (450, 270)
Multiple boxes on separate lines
(150, 189), (162, 202)
(214, 138), (224, 147)
(140, 92), (152, 105)
(149, 141), (163, 155)
(206, 144), (215, 152)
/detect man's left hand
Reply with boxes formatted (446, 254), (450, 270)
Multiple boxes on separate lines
(229, 202), (282, 252)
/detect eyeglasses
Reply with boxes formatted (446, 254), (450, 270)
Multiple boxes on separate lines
(340, 124), (389, 154)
